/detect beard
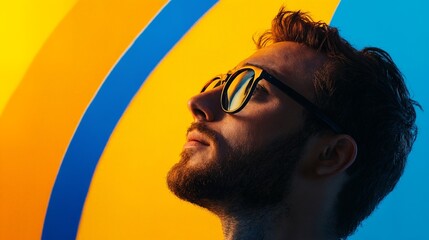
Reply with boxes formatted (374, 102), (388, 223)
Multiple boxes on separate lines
(167, 122), (310, 213)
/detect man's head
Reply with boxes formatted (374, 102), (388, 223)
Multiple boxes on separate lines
(167, 7), (419, 239)
(167, 41), (323, 213)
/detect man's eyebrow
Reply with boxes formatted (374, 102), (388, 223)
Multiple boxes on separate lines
(230, 62), (258, 71)
(241, 62), (260, 69)
(242, 62), (284, 80)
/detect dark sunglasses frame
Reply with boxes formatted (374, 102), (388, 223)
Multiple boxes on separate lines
(201, 65), (343, 134)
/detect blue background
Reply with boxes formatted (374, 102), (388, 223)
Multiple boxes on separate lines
(332, 0), (429, 239)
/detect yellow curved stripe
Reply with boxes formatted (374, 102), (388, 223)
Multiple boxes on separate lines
(79, 0), (340, 239)
(0, 0), (78, 116)
(0, 1), (166, 239)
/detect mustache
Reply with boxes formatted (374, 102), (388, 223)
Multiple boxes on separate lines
(187, 122), (218, 143)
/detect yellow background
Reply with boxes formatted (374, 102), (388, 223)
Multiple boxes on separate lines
(0, 1), (339, 239)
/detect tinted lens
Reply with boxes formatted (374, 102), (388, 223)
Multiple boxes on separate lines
(222, 70), (255, 112)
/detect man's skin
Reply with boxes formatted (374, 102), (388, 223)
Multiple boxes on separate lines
(183, 41), (357, 239)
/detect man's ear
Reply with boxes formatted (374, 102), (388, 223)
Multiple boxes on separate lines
(315, 134), (357, 176)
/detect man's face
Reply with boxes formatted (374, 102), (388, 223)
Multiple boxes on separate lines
(167, 41), (326, 211)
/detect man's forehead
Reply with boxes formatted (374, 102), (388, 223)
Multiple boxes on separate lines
(236, 41), (326, 97)
(241, 42), (323, 72)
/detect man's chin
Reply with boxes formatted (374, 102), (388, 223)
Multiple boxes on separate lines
(178, 147), (217, 169)
(166, 159), (218, 207)
(166, 145), (229, 205)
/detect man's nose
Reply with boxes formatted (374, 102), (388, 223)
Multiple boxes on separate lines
(188, 87), (224, 122)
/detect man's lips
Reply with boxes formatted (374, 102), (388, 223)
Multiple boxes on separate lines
(184, 131), (210, 148)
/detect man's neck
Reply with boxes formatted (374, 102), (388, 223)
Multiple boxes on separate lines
(218, 205), (334, 240)
(220, 209), (270, 240)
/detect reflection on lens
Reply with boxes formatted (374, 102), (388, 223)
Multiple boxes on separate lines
(224, 70), (254, 111)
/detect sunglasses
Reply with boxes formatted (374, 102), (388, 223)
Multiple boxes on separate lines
(201, 64), (343, 134)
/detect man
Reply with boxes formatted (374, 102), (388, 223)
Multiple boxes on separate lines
(167, 7), (419, 240)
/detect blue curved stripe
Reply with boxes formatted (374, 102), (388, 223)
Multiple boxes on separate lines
(42, 0), (218, 239)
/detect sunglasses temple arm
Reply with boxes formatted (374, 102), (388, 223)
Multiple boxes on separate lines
(267, 77), (343, 134)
